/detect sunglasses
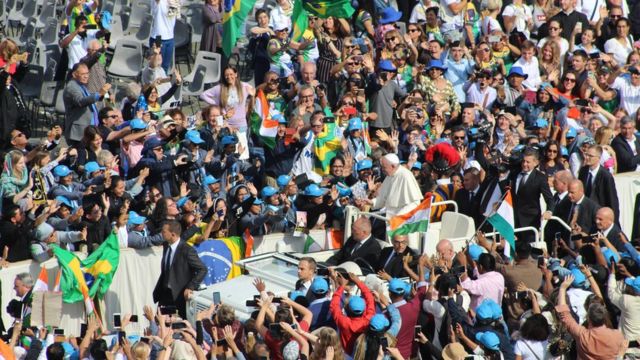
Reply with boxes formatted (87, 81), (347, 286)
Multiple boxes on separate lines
(408, 28), (420, 33)
(549, 26), (560, 30)
(385, 37), (398, 42)
(564, 78), (576, 82)
(479, 48), (490, 52)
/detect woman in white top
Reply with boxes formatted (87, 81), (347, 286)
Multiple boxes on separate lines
(537, 19), (569, 59)
(481, 0), (503, 36)
(502, 0), (533, 38)
(268, 0), (293, 32)
(514, 314), (551, 360)
(604, 17), (634, 66)
(531, 0), (552, 37)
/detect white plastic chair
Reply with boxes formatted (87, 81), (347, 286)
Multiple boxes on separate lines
(183, 51), (221, 86)
(107, 39), (143, 79)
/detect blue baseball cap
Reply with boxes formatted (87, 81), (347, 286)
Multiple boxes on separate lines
(253, 198), (264, 205)
(388, 278), (407, 295)
(475, 300), (494, 321)
(176, 196), (189, 208)
(475, 332), (500, 351)
(142, 137), (165, 152)
(221, 135), (238, 146)
(624, 277), (640, 293)
(426, 59), (447, 72)
(508, 66), (528, 79)
(348, 117), (363, 132)
(379, 7), (402, 24)
(378, 59), (397, 72)
(570, 267), (587, 287)
(277, 175), (292, 188)
(412, 162), (422, 170)
(602, 248), (620, 264)
(130, 118), (148, 130)
(488, 299), (503, 320)
(561, 146), (569, 157)
(128, 211), (147, 225)
(261, 186), (278, 198)
(185, 130), (204, 145)
(273, 114), (287, 124)
(337, 184), (352, 197)
(100, 10), (112, 30)
(54, 165), (72, 177)
(310, 277), (329, 294)
(357, 159), (373, 171)
(84, 161), (105, 173)
(533, 119), (549, 129)
(468, 244), (486, 261)
(289, 290), (305, 301)
(55, 196), (74, 209)
(348, 295), (365, 315)
(369, 314), (390, 332)
(304, 184), (327, 197)
(204, 175), (220, 185)
(566, 127), (577, 138)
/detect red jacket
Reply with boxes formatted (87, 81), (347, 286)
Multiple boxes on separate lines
(329, 280), (375, 354)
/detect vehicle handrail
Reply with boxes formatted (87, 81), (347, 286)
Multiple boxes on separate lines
(483, 226), (541, 244)
(540, 216), (572, 243)
(431, 200), (458, 213)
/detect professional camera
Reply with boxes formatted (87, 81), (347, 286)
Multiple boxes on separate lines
(467, 120), (492, 143)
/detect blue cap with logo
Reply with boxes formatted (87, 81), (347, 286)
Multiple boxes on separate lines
(128, 211), (147, 225)
(369, 314), (390, 332)
(85, 161), (105, 173)
(348, 117), (363, 132)
(348, 295), (365, 315)
(277, 175), (292, 188)
(310, 277), (329, 294)
(54, 165), (72, 178)
(304, 184), (327, 197)
(357, 159), (373, 171)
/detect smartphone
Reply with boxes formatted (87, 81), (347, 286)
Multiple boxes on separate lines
(380, 336), (389, 350)
(575, 99), (589, 107)
(317, 268), (329, 276)
(85, 24), (98, 30)
(582, 234), (596, 244)
(514, 291), (529, 300)
(118, 331), (126, 344)
(246, 300), (259, 307)
(324, 117), (335, 124)
(530, 247), (543, 257)
(451, 265), (466, 276)
(171, 322), (187, 330)
(141, 337), (151, 344)
(216, 338), (228, 346)
(554, 232), (561, 242)
(215, 115), (224, 127)
(129, 315), (138, 323)
(160, 305), (177, 315)
(213, 292), (221, 305)
(414, 325), (422, 338)
(537, 256), (546, 267)
(489, 35), (501, 43)
(80, 323), (88, 338)
(570, 234), (583, 242)
(155, 35), (162, 48)
(54, 328), (65, 336)
(467, 9), (475, 19)
(104, 32), (111, 43)
(113, 313), (122, 328)
(434, 266), (446, 276)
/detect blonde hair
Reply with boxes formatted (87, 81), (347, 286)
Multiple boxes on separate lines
(539, 40), (561, 68)
(131, 341), (151, 360)
(0, 39), (18, 61)
(595, 126), (615, 145)
(487, 0), (502, 11)
(310, 327), (345, 360)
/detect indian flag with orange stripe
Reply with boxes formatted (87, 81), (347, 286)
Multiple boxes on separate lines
(388, 194), (432, 237)
(250, 90), (280, 149)
(487, 190), (516, 259)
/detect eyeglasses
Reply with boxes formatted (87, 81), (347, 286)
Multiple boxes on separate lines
(311, 124), (323, 128)
(385, 37), (398, 42)
(610, 14), (622, 19)
(12, 132), (24, 139)
(153, 147), (163, 151)
(564, 78), (576, 82)
(408, 28), (420, 33)
(453, 136), (466, 140)
(268, 78), (279, 84)
(276, 28), (289, 32)
(549, 26), (560, 30)
(300, 94), (314, 99)
(392, 240), (407, 245)
(309, 16), (318, 21)
(343, 101), (354, 106)
(345, 44), (356, 48)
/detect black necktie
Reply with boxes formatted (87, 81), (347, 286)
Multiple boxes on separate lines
(351, 242), (361, 255)
(518, 172), (528, 194)
(553, 193), (560, 206)
(584, 172), (593, 197)
(164, 247), (172, 275)
(469, 191), (475, 202)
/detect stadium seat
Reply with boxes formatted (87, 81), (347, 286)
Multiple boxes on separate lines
(181, 64), (207, 113)
(183, 51), (221, 86)
(107, 39), (144, 80)
(35, 0), (55, 30)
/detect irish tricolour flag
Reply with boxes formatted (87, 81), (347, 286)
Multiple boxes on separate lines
(487, 191), (516, 259)
(250, 90), (279, 149)
(388, 194), (432, 238)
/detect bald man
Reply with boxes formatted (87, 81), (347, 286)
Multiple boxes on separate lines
(595, 207), (625, 251)
(326, 216), (381, 266)
(375, 234), (418, 278)
(363, 154), (423, 217)
(564, 180), (600, 236)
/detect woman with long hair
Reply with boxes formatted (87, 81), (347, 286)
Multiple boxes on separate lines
(352, 311), (401, 360)
(594, 126), (617, 173)
(0, 151), (32, 211)
(417, 59), (460, 119)
(309, 327), (345, 360)
(249, 9), (273, 85)
(514, 314), (550, 360)
(538, 41), (561, 86)
(200, 66), (255, 131)
(537, 19), (569, 59)
(539, 140), (565, 176)
(604, 17), (634, 66)
(314, 16), (350, 84)
(141, 71), (182, 119)
(75, 126), (107, 173)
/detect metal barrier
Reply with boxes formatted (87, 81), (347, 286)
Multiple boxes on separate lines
(483, 226), (544, 249)
(539, 216), (572, 244)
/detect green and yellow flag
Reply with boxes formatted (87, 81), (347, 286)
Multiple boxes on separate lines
(301, 0), (355, 18)
(52, 232), (120, 312)
(313, 121), (343, 176)
(222, 0), (258, 57)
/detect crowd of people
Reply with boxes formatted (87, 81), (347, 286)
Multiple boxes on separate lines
(1, 0), (640, 358)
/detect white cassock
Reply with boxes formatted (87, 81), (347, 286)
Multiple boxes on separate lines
(372, 166), (423, 217)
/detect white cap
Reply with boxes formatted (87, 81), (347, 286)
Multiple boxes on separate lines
(383, 153), (400, 165)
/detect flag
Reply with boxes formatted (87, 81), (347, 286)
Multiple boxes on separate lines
(243, 229), (254, 257)
(221, 0), (258, 56)
(301, 0), (355, 18)
(195, 238), (244, 286)
(250, 90), (279, 149)
(33, 267), (49, 292)
(388, 194), (432, 237)
(313, 121), (343, 175)
(304, 235), (323, 253)
(291, 0), (309, 42)
(325, 229), (344, 249)
(487, 191), (516, 259)
(52, 233), (119, 313)
(53, 270), (61, 292)
(0, 339), (15, 360)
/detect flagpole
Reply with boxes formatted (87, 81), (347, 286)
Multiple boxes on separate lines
(466, 187), (511, 245)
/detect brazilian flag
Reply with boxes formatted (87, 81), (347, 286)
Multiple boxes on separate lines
(292, 0), (355, 41)
(313, 121), (343, 176)
(222, 0), (258, 56)
(195, 238), (245, 286)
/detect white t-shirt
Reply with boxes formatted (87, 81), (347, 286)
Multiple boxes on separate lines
(481, 16), (503, 35)
(514, 339), (550, 360)
(604, 37), (633, 66)
(537, 37), (570, 59)
(502, 4), (532, 37)
(66, 30), (98, 69)
(150, 0), (176, 40)
(514, 57), (542, 90)
(440, 0), (465, 33)
(576, 0), (604, 22)
(612, 75), (640, 118)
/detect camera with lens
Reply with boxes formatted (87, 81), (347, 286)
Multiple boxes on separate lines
(467, 120), (492, 143)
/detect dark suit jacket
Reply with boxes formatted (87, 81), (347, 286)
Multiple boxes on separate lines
(510, 169), (554, 228)
(611, 134), (640, 173)
(374, 246), (418, 278)
(596, 224), (625, 252)
(454, 187), (483, 227)
(63, 79), (100, 142)
(554, 196), (600, 237)
(578, 166), (620, 221)
(633, 193), (640, 243)
(326, 235), (382, 267)
(153, 241), (207, 303)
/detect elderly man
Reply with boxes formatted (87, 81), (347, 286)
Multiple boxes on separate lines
(14, 273), (34, 326)
(63, 63), (111, 145)
(578, 145), (619, 221)
(595, 207), (625, 251)
(611, 117), (640, 173)
(326, 216), (381, 266)
(362, 153), (423, 217)
(375, 234), (418, 278)
(79, 39), (107, 94)
(562, 179), (600, 238)
(435, 239), (458, 268)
